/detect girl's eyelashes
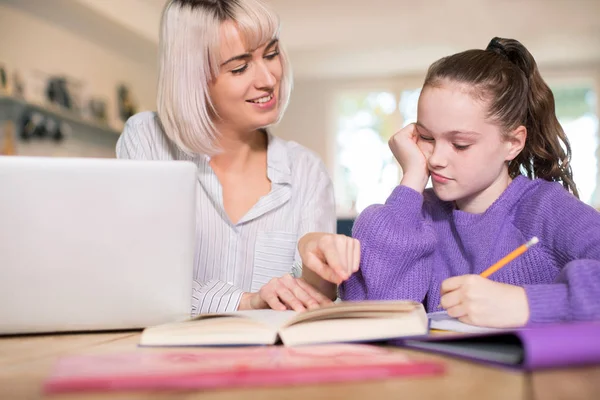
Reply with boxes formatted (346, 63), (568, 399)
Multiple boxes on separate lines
(418, 134), (471, 150)
(453, 144), (471, 151)
(417, 127), (472, 150)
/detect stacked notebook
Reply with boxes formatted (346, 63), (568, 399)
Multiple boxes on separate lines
(398, 319), (600, 370)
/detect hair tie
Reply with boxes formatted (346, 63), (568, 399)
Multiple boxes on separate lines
(486, 37), (510, 60)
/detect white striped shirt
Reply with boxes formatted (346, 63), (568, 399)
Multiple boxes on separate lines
(116, 112), (336, 315)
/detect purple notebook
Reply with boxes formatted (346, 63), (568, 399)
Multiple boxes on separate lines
(395, 321), (600, 370)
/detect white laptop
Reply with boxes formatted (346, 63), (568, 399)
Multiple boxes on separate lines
(0, 156), (197, 335)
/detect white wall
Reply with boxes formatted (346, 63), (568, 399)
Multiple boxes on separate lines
(0, 2), (157, 136)
(271, 79), (332, 168)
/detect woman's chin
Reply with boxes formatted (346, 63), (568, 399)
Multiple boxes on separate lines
(251, 115), (279, 130)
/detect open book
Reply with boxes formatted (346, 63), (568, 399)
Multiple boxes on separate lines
(140, 300), (428, 347)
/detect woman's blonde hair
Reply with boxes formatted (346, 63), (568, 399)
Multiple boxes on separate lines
(157, 0), (293, 155)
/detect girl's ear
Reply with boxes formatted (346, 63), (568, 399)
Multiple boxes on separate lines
(505, 125), (527, 161)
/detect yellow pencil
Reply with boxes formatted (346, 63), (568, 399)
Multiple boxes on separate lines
(437, 237), (539, 309)
(479, 236), (539, 278)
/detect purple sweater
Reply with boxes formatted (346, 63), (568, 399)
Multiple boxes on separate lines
(340, 176), (600, 324)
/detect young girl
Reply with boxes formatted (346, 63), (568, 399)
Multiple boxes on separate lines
(117, 0), (359, 315)
(339, 37), (600, 328)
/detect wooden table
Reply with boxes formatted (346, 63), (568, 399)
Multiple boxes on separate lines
(1, 332), (599, 399)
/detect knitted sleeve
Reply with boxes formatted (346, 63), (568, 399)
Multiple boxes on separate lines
(520, 182), (600, 323)
(339, 185), (436, 302)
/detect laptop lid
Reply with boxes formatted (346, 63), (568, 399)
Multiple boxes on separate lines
(0, 156), (197, 334)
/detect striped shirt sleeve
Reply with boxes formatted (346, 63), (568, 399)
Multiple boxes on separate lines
(192, 280), (245, 315)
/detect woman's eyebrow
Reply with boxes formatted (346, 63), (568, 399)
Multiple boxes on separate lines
(221, 39), (279, 66)
(221, 53), (251, 66)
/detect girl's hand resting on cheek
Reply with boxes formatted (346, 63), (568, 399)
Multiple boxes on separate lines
(440, 275), (530, 328)
(388, 123), (430, 193)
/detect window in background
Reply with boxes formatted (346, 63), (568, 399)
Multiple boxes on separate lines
(334, 92), (400, 216)
(399, 88), (421, 127)
(552, 85), (599, 206)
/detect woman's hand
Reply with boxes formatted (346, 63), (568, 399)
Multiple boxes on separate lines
(440, 275), (530, 328)
(388, 123), (429, 193)
(238, 275), (332, 312)
(238, 233), (360, 312)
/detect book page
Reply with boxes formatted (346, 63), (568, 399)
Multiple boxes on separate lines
(217, 310), (298, 331)
(278, 301), (428, 346)
(284, 300), (422, 327)
(140, 310), (298, 346)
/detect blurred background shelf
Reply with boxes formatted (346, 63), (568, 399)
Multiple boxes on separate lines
(0, 94), (121, 149)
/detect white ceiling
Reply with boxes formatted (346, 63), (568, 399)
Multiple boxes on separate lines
(28, 0), (600, 79)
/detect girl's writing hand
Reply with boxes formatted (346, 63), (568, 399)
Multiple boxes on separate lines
(440, 274), (530, 328)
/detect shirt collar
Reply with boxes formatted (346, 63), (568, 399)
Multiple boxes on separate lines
(265, 131), (292, 185)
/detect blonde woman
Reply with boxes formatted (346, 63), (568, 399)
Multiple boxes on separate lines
(117, 0), (359, 315)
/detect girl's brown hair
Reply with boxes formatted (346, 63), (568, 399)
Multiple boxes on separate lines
(423, 37), (578, 197)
